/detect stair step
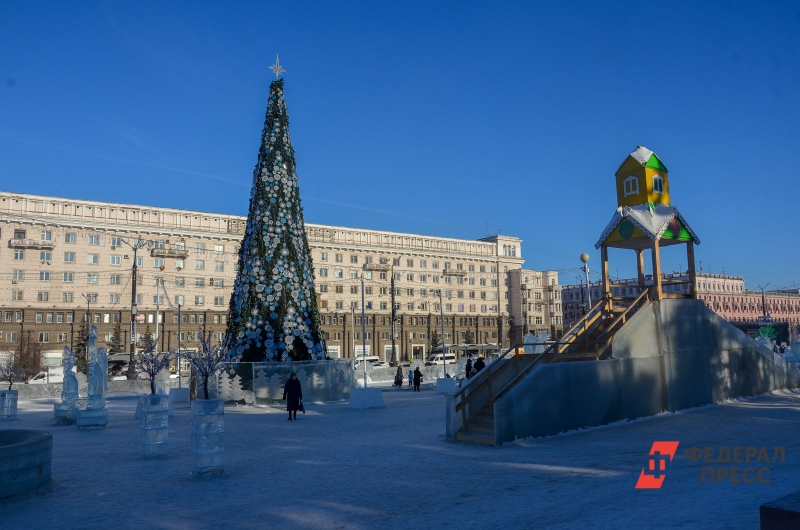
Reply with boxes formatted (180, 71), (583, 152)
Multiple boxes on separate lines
(472, 415), (494, 425)
(467, 424), (495, 434)
(455, 430), (495, 446)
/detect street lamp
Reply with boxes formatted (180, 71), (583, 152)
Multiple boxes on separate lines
(755, 283), (770, 323)
(580, 253), (592, 310)
(119, 236), (151, 380)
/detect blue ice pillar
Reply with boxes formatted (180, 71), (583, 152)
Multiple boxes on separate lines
(76, 326), (109, 429)
(141, 394), (169, 457)
(191, 399), (224, 475)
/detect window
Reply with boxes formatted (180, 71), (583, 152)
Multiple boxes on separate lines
(420, 260), (427, 268)
(213, 279), (224, 288)
(215, 261), (224, 271)
(40, 251), (51, 261)
(214, 296), (224, 306)
(87, 254), (99, 264)
(407, 274), (414, 281)
(364, 256), (373, 264)
(57, 332), (68, 343)
(623, 175), (639, 197)
(350, 255), (358, 264)
(63, 272), (74, 283)
(6, 332), (17, 342)
(111, 237), (121, 246)
(319, 268), (328, 277)
(64, 252), (75, 263)
(153, 295), (164, 304)
(109, 294), (120, 303)
(653, 174), (664, 194)
(195, 296), (204, 305)
(350, 285), (358, 294)
(13, 229), (26, 239)
(335, 253), (343, 262)
(3, 312), (10, 322)
(175, 296), (185, 306)
(318, 284), (328, 293)
(12, 270), (23, 280)
(46, 312), (53, 323)
(335, 286), (344, 294)
(16, 311), (23, 322)
(407, 289), (414, 296)
(11, 290), (23, 301)
(88, 235), (99, 245)
(61, 292), (74, 304)
(175, 241), (185, 251)
(13, 249), (24, 260)
(39, 271), (50, 281)
(175, 277), (185, 287)
(110, 274), (121, 284)
(37, 292), (49, 302)
(444, 262), (451, 269)
(41, 230), (51, 241)
(195, 260), (205, 270)
(65, 233), (76, 243)
(195, 278), (205, 287)
(364, 271), (372, 280)
(135, 257), (142, 266)
(38, 332), (49, 343)
(195, 243), (205, 252)
(334, 269), (343, 278)
(350, 270), (358, 279)
(87, 274), (98, 283)
(319, 252), (328, 261)
(110, 255), (120, 265)
(135, 294), (142, 304)
(214, 245), (224, 254)
(176, 259), (184, 269)
(36, 312), (43, 323)
(153, 258), (164, 268)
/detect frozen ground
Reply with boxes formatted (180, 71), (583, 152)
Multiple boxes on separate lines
(2, 389), (800, 529)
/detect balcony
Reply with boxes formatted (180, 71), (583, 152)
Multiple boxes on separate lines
(8, 239), (55, 250)
(443, 269), (466, 277)
(150, 246), (189, 259)
(363, 263), (390, 271)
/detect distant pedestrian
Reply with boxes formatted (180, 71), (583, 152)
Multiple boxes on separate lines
(413, 367), (423, 391)
(408, 370), (414, 387)
(474, 357), (486, 373)
(394, 366), (404, 387)
(283, 372), (302, 421)
(465, 358), (473, 379)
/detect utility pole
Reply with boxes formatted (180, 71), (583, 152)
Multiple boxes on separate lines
(120, 236), (150, 379)
(81, 293), (92, 363)
(177, 303), (182, 388)
(361, 275), (367, 389)
(390, 259), (397, 366)
(154, 276), (161, 349)
(438, 289), (448, 378)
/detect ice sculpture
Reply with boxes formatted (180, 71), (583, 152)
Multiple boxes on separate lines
(191, 399), (224, 476)
(76, 326), (108, 428)
(141, 394), (169, 458)
(54, 345), (79, 424)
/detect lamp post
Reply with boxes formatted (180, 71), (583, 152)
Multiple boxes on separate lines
(81, 293), (92, 364)
(390, 258), (398, 366)
(120, 236), (150, 380)
(437, 289), (447, 378)
(580, 253), (592, 311)
(755, 283), (770, 322)
(361, 275), (367, 389)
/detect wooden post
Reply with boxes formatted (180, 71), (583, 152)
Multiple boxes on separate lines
(651, 239), (663, 300)
(636, 249), (645, 290)
(686, 242), (697, 298)
(601, 245), (610, 311)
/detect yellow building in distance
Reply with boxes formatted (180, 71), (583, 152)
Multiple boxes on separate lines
(614, 146), (671, 207)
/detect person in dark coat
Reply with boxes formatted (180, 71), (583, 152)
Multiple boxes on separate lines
(283, 372), (303, 421)
(473, 357), (486, 373)
(465, 358), (473, 379)
(413, 367), (423, 391)
(394, 366), (404, 387)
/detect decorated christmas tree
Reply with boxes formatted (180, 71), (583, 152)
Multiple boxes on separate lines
(225, 58), (326, 363)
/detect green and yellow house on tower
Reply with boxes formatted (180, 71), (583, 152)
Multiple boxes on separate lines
(596, 146), (700, 303)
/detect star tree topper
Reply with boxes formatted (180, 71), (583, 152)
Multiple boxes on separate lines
(269, 54), (286, 79)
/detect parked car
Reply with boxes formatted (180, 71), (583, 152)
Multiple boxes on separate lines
(370, 361), (390, 368)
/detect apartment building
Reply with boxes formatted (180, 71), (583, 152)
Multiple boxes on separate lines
(0, 191), (530, 364)
(506, 268), (563, 345)
(561, 272), (800, 330)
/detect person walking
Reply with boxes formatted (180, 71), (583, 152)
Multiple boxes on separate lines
(473, 357), (485, 373)
(413, 367), (423, 391)
(465, 357), (473, 379)
(283, 372), (303, 421)
(408, 369), (414, 387)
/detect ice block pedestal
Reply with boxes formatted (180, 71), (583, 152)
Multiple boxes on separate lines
(191, 399), (224, 476)
(141, 394), (169, 458)
(0, 390), (18, 421)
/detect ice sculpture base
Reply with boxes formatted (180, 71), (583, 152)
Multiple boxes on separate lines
(141, 395), (169, 458)
(168, 388), (190, 417)
(0, 390), (18, 421)
(435, 378), (456, 394)
(53, 400), (77, 425)
(0, 430), (52, 499)
(348, 387), (385, 409)
(76, 407), (108, 429)
(191, 399), (224, 476)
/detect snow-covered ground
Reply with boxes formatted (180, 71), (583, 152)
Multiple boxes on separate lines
(2, 389), (800, 529)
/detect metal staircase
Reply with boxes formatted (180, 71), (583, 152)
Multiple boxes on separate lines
(453, 288), (653, 446)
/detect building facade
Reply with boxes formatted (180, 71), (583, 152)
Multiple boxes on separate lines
(0, 191), (544, 365)
(506, 268), (563, 345)
(561, 272), (800, 330)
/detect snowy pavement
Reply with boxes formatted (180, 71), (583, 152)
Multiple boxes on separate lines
(2, 389), (800, 529)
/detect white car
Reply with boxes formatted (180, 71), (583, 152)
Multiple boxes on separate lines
(370, 361), (390, 368)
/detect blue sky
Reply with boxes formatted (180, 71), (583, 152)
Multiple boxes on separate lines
(1, 1), (798, 289)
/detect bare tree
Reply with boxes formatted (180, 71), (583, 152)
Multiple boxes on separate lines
(0, 359), (23, 390)
(134, 336), (172, 395)
(15, 331), (42, 380)
(183, 330), (230, 400)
